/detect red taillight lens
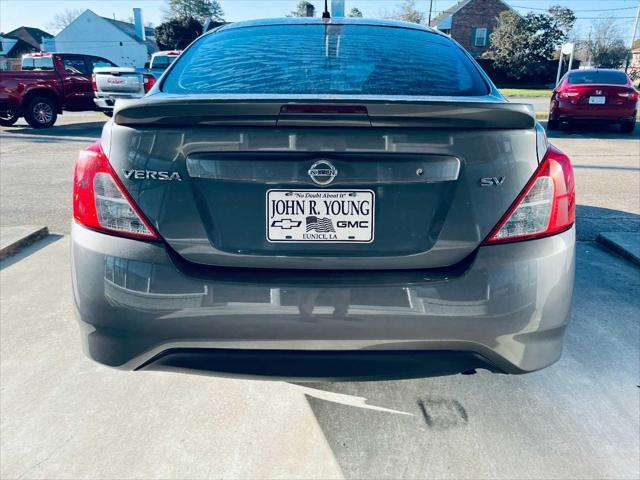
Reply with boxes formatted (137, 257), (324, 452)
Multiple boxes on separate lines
(618, 90), (639, 101)
(558, 90), (580, 101)
(91, 73), (97, 91)
(143, 74), (156, 93)
(73, 142), (158, 240)
(484, 145), (575, 244)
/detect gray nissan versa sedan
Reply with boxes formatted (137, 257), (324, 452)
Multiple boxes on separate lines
(71, 18), (576, 380)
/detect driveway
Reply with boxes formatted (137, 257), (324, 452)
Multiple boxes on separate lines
(507, 96), (550, 115)
(1, 113), (639, 479)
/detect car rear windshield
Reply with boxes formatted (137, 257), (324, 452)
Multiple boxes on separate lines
(567, 70), (628, 85)
(21, 56), (54, 71)
(162, 25), (489, 96)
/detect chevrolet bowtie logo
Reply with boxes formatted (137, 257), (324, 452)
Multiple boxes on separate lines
(271, 219), (302, 229)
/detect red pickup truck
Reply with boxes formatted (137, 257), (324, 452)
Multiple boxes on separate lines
(0, 53), (116, 128)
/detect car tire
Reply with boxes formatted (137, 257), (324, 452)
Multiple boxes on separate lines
(0, 107), (20, 127)
(547, 117), (559, 131)
(24, 96), (58, 129)
(620, 119), (636, 134)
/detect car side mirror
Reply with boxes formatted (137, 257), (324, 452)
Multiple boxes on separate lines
(144, 62), (150, 69)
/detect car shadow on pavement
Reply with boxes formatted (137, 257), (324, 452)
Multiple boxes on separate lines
(575, 205), (639, 242)
(292, 238), (640, 479)
(543, 121), (640, 140)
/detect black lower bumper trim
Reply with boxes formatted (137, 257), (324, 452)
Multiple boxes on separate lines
(136, 348), (504, 381)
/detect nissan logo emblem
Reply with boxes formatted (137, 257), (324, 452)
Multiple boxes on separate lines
(308, 160), (338, 186)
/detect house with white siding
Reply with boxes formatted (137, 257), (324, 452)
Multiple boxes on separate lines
(48, 9), (157, 68)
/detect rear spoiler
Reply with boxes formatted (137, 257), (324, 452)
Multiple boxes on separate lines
(114, 98), (536, 129)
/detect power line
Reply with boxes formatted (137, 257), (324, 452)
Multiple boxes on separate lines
(511, 5), (637, 12)
(537, 16), (635, 20)
(429, 11), (640, 20)
(504, 0), (636, 2)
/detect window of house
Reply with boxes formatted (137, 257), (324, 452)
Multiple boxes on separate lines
(474, 28), (488, 47)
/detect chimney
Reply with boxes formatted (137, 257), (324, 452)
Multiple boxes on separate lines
(133, 8), (145, 41)
(305, 3), (315, 17)
(331, 0), (345, 17)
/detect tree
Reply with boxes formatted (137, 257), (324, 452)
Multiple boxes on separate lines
(348, 7), (363, 18)
(166, 0), (224, 24)
(155, 17), (203, 50)
(490, 6), (576, 79)
(584, 18), (630, 69)
(390, 0), (424, 24)
(48, 8), (83, 33)
(289, 1), (316, 17)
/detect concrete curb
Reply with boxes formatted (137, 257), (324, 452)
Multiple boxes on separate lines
(0, 226), (49, 261)
(596, 232), (640, 267)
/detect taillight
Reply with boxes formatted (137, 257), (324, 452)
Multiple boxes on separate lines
(91, 73), (97, 91)
(142, 74), (156, 93)
(484, 145), (575, 244)
(73, 142), (158, 240)
(558, 90), (580, 101)
(618, 90), (639, 100)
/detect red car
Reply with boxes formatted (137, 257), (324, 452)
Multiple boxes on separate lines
(548, 69), (638, 133)
(0, 52), (116, 128)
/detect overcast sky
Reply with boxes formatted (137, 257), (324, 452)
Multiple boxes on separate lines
(1, 0), (639, 43)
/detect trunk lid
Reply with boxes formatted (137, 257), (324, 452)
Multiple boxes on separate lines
(105, 97), (539, 270)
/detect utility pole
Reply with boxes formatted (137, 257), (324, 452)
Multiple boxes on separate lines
(627, 1), (640, 72)
(428, 0), (434, 26)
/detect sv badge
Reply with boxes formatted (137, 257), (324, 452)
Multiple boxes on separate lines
(480, 176), (505, 187)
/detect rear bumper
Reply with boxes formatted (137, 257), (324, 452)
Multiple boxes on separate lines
(71, 222), (576, 378)
(94, 98), (115, 110)
(94, 94), (143, 110)
(552, 100), (637, 122)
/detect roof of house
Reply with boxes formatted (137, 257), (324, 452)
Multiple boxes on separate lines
(429, 0), (511, 27)
(1, 32), (41, 57)
(430, 0), (473, 26)
(103, 17), (155, 39)
(6, 26), (53, 50)
(101, 16), (157, 55)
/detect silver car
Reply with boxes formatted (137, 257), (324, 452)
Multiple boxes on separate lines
(71, 18), (576, 380)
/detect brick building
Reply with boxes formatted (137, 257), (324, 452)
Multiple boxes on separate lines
(430, 0), (512, 57)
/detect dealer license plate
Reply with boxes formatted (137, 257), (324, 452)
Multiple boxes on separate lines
(267, 190), (374, 243)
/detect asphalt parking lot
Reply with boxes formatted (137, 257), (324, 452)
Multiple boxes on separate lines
(1, 106), (639, 479)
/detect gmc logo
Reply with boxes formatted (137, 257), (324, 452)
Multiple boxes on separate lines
(336, 220), (369, 228)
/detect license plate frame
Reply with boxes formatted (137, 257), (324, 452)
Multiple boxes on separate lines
(266, 189), (375, 243)
(589, 96), (606, 105)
